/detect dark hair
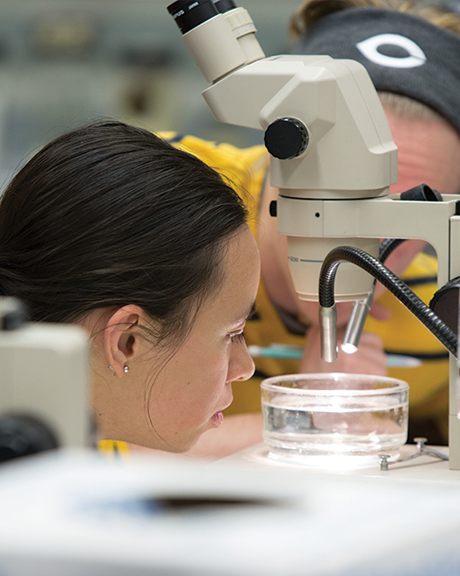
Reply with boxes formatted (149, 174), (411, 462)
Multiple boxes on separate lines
(0, 120), (248, 344)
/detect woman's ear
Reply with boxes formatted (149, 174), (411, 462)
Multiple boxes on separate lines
(103, 305), (142, 377)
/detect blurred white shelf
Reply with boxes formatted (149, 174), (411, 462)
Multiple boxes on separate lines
(2, 448), (460, 575)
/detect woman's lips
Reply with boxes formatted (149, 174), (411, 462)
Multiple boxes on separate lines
(211, 394), (232, 427)
(211, 411), (224, 427)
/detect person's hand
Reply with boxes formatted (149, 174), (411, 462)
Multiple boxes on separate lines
(299, 324), (388, 376)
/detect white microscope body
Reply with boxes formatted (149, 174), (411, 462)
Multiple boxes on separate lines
(169, 0), (460, 469)
(0, 298), (91, 458)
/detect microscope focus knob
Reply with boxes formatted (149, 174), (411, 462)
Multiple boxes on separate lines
(264, 118), (309, 160)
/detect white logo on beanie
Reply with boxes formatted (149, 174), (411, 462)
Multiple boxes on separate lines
(356, 33), (426, 68)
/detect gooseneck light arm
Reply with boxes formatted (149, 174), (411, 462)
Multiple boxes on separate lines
(319, 246), (458, 361)
(341, 238), (406, 354)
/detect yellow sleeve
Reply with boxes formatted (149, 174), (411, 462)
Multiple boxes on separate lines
(98, 440), (131, 459)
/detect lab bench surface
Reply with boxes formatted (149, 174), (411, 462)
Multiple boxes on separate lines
(216, 441), (460, 486)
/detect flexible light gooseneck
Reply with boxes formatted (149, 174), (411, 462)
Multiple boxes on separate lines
(319, 245), (458, 361)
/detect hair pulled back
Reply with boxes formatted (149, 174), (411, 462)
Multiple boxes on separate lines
(0, 120), (248, 343)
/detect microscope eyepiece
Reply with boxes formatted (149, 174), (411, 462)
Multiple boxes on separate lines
(213, 0), (238, 13)
(167, 0), (263, 84)
(167, 0), (219, 34)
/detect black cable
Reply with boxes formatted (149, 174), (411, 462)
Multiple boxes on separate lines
(319, 245), (458, 358)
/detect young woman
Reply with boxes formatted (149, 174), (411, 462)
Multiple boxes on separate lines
(0, 120), (260, 453)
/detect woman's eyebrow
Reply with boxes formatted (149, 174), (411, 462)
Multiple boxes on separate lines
(246, 302), (257, 321)
(228, 302), (256, 327)
(237, 302), (257, 324)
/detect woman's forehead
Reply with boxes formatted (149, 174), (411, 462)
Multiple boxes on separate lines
(199, 229), (260, 325)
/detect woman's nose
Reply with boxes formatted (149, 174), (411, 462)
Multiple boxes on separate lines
(229, 341), (255, 382)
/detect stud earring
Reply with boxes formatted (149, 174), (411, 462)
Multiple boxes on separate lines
(123, 365), (130, 374)
(108, 365), (115, 373)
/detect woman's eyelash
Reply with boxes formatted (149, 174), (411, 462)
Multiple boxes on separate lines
(230, 332), (246, 343)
